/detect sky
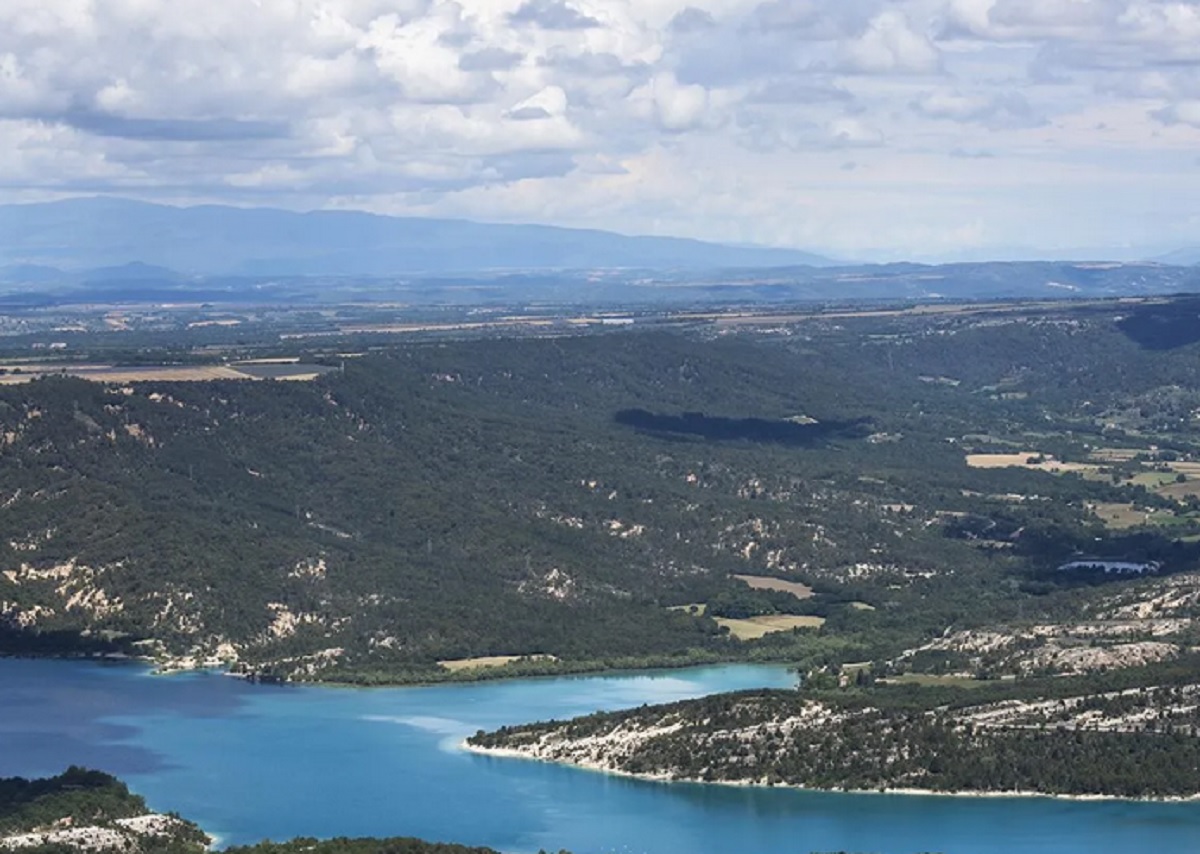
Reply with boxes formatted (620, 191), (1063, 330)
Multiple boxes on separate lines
(2, 0), (1199, 261)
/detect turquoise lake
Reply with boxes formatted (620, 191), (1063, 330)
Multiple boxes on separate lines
(3, 658), (1200, 853)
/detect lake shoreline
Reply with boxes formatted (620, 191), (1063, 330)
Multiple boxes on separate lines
(461, 741), (1200, 804)
(8, 657), (1200, 854)
(0, 649), (794, 691)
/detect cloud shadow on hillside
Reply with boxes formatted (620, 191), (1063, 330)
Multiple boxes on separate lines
(614, 409), (871, 446)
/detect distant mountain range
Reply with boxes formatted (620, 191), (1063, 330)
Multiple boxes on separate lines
(1, 197), (1198, 307)
(1156, 247), (1200, 266)
(0, 197), (835, 275)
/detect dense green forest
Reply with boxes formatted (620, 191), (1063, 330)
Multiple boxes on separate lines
(2, 297), (1200, 683)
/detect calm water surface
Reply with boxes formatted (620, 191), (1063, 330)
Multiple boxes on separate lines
(2, 658), (1199, 854)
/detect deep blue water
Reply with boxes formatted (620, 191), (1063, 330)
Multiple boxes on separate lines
(2, 659), (1200, 854)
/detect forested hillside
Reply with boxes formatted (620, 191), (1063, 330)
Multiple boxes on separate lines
(470, 658), (1200, 797)
(3, 299), (1200, 682)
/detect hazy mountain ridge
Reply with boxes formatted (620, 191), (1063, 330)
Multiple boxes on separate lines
(0, 197), (834, 276)
(1156, 247), (1200, 266)
(4, 198), (1200, 306)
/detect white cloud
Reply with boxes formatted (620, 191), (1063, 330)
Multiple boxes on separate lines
(0, 0), (1195, 258)
(840, 11), (941, 74)
(942, 0), (1121, 40)
(631, 72), (713, 131)
(361, 12), (490, 104)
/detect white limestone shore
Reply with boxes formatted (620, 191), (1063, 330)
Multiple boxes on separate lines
(0, 813), (204, 851)
(460, 740), (1200, 803)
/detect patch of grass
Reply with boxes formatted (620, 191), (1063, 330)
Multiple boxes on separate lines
(1131, 471), (1178, 489)
(1091, 502), (1153, 529)
(1156, 480), (1200, 501)
(732, 574), (814, 600)
(438, 654), (556, 672)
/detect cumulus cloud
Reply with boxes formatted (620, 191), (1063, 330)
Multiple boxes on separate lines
(839, 11), (941, 74)
(668, 7), (717, 34)
(0, 0), (1196, 259)
(631, 72), (714, 132)
(508, 0), (601, 30)
(458, 47), (525, 72)
(941, 0), (1122, 40)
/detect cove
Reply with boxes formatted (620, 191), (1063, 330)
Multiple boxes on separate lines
(2, 659), (1200, 854)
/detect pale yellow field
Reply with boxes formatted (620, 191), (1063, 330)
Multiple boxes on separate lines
(437, 654), (557, 672)
(715, 615), (825, 640)
(0, 366), (251, 384)
(965, 453), (1095, 474)
(732, 574), (814, 600)
(0, 364), (327, 384)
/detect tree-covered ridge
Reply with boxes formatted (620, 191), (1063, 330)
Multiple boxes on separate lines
(2, 300), (1200, 681)
(469, 657), (1200, 798)
(0, 768), (146, 834)
(0, 767), (208, 852)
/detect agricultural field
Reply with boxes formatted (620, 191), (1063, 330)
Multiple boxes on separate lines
(1088, 502), (1172, 530)
(965, 447), (1200, 532)
(0, 362), (335, 384)
(965, 452), (1096, 474)
(713, 615), (826, 640)
(438, 654), (557, 672)
(731, 574), (813, 599)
